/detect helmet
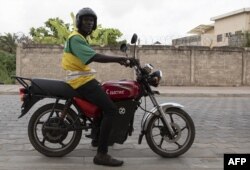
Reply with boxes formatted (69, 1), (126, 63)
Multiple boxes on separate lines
(76, 7), (97, 30)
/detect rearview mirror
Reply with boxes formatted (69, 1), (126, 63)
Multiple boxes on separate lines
(131, 33), (138, 44)
(120, 43), (128, 53)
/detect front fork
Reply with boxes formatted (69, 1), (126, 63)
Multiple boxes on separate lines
(148, 94), (175, 137)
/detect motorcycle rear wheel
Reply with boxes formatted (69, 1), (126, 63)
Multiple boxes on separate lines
(145, 108), (195, 158)
(28, 103), (82, 157)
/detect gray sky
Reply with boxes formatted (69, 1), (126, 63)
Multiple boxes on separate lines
(0, 0), (250, 44)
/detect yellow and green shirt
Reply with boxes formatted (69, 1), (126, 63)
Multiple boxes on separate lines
(62, 31), (96, 89)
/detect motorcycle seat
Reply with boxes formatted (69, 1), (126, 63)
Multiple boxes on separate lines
(31, 78), (80, 99)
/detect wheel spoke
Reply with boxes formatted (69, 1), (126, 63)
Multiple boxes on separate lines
(66, 116), (71, 123)
(37, 121), (45, 125)
(175, 142), (182, 149)
(181, 126), (187, 131)
(55, 111), (60, 117)
(41, 137), (46, 146)
(59, 142), (66, 148)
(158, 137), (164, 147)
(46, 111), (55, 121)
(152, 117), (162, 128)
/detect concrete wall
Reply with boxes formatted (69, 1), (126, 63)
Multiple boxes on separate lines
(16, 44), (250, 86)
(193, 47), (242, 86)
(138, 46), (191, 85)
(16, 44), (67, 80)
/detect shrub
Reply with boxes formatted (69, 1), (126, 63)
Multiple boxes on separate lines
(0, 50), (16, 84)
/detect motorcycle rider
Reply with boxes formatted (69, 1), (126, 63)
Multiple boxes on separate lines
(62, 7), (134, 166)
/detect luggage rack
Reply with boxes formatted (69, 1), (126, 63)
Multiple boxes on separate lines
(11, 76), (49, 96)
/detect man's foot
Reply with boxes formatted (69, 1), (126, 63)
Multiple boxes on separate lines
(93, 153), (124, 166)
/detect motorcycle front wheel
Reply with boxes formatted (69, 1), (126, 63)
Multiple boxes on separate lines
(28, 103), (82, 157)
(145, 108), (195, 158)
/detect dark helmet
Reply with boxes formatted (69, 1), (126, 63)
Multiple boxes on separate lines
(76, 7), (97, 30)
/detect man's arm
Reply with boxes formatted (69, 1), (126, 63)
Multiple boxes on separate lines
(69, 35), (128, 65)
(86, 53), (127, 65)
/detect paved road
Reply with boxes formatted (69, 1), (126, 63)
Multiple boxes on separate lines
(0, 95), (250, 170)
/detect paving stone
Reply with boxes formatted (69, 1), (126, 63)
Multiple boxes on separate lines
(0, 95), (250, 169)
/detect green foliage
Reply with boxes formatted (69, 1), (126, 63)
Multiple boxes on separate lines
(0, 33), (17, 54)
(0, 50), (16, 84)
(88, 25), (125, 46)
(30, 16), (125, 46)
(30, 18), (71, 45)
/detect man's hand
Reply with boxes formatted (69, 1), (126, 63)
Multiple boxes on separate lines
(118, 58), (138, 67)
(118, 57), (129, 66)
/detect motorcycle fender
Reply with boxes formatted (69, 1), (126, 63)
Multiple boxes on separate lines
(141, 102), (184, 131)
(19, 96), (41, 118)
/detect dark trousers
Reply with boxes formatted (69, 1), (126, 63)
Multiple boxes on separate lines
(76, 79), (117, 154)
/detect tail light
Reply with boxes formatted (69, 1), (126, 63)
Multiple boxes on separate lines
(19, 87), (27, 101)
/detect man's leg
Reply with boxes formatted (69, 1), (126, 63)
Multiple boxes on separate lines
(90, 117), (101, 147)
(76, 79), (123, 166)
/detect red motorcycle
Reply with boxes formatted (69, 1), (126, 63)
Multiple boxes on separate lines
(13, 34), (195, 158)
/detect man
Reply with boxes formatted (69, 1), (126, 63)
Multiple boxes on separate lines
(62, 7), (134, 166)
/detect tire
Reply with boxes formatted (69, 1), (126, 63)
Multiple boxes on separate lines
(145, 108), (195, 158)
(28, 103), (82, 157)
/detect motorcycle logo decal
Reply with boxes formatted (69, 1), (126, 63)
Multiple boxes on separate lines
(106, 89), (125, 95)
(118, 107), (126, 115)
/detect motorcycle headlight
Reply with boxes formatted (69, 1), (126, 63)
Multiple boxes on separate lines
(142, 64), (154, 74)
(148, 70), (162, 87)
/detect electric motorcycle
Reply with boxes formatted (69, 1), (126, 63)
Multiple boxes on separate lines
(13, 34), (195, 157)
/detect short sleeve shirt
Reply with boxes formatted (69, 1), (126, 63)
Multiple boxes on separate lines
(64, 35), (96, 64)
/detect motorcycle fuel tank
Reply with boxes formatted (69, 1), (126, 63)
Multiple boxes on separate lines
(102, 80), (140, 101)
